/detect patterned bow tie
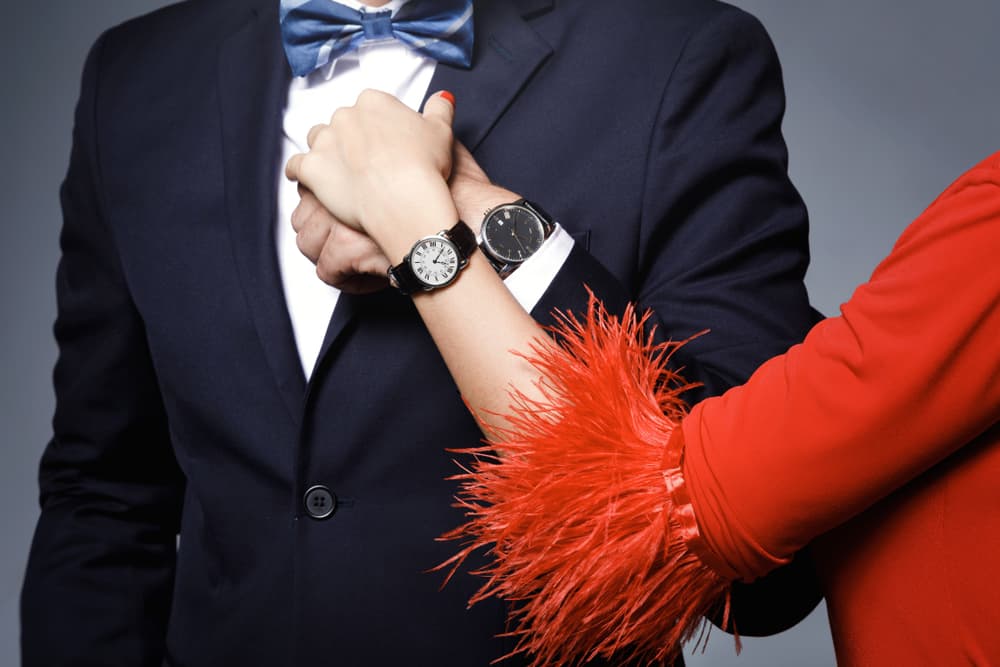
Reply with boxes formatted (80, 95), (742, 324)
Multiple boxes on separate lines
(280, 0), (474, 77)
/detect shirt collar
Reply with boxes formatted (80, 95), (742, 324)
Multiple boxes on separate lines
(329, 0), (413, 18)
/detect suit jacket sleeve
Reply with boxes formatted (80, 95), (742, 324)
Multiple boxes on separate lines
(530, 8), (822, 634)
(681, 153), (1000, 580)
(20, 33), (184, 667)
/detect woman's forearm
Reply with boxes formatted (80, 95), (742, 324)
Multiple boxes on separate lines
(409, 250), (555, 433)
(360, 177), (556, 436)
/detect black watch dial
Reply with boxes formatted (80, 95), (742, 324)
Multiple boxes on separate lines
(482, 205), (546, 263)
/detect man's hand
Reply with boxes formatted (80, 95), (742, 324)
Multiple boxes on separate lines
(292, 185), (391, 294)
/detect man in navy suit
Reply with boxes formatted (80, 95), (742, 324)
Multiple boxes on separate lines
(22, 0), (821, 665)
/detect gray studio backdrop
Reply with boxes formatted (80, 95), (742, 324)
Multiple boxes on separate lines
(2, 1), (997, 665)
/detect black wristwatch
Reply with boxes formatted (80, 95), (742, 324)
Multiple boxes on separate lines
(479, 199), (555, 278)
(387, 220), (477, 295)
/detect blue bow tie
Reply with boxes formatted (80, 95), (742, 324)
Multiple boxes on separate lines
(280, 0), (474, 77)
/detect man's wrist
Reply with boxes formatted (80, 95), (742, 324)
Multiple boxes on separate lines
(454, 185), (521, 236)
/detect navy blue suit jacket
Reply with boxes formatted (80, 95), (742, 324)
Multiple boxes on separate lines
(23, 0), (821, 664)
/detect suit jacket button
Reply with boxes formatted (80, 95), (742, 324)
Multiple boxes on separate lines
(303, 485), (337, 519)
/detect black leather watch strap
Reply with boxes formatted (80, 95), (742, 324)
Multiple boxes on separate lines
(447, 218), (478, 257)
(387, 257), (424, 295)
(521, 199), (555, 230)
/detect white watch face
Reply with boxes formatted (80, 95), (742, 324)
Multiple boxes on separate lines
(409, 237), (460, 287)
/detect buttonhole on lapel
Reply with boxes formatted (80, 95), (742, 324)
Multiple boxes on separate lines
(488, 35), (515, 63)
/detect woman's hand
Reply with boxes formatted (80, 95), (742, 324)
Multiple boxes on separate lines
(285, 89), (459, 261)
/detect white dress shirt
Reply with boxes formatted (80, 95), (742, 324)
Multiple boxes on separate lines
(276, 0), (573, 378)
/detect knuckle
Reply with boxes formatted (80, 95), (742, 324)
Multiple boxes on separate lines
(294, 232), (311, 259)
(318, 260), (344, 287)
(357, 88), (378, 104)
(297, 153), (318, 180)
(319, 237), (339, 261)
(315, 261), (332, 284)
(284, 154), (301, 179)
(295, 231), (313, 257)
(317, 126), (334, 147)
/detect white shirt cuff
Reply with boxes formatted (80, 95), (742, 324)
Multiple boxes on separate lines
(503, 224), (574, 313)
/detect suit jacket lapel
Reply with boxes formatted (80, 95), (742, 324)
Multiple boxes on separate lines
(425, 0), (554, 151)
(218, 2), (306, 424)
(311, 291), (359, 382)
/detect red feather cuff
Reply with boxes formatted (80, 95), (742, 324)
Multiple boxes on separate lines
(439, 298), (735, 666)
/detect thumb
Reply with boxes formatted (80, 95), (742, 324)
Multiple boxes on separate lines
(423, 90), (456, 128)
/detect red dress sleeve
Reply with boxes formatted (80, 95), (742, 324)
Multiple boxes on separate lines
(682, 152), (1000, 580)
(442, 153), (1000, 666)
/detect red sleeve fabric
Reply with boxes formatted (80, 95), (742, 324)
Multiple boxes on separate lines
(440, 303), (730, 667)
(682, 152), (1000, 581)
(444, 153), (1000, 666)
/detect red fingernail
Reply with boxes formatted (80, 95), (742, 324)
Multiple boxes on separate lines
(438, 90), (456, 106)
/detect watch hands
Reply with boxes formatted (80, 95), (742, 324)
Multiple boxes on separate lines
(512, 231), (527, 253)
(510, 220), (528, 253)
